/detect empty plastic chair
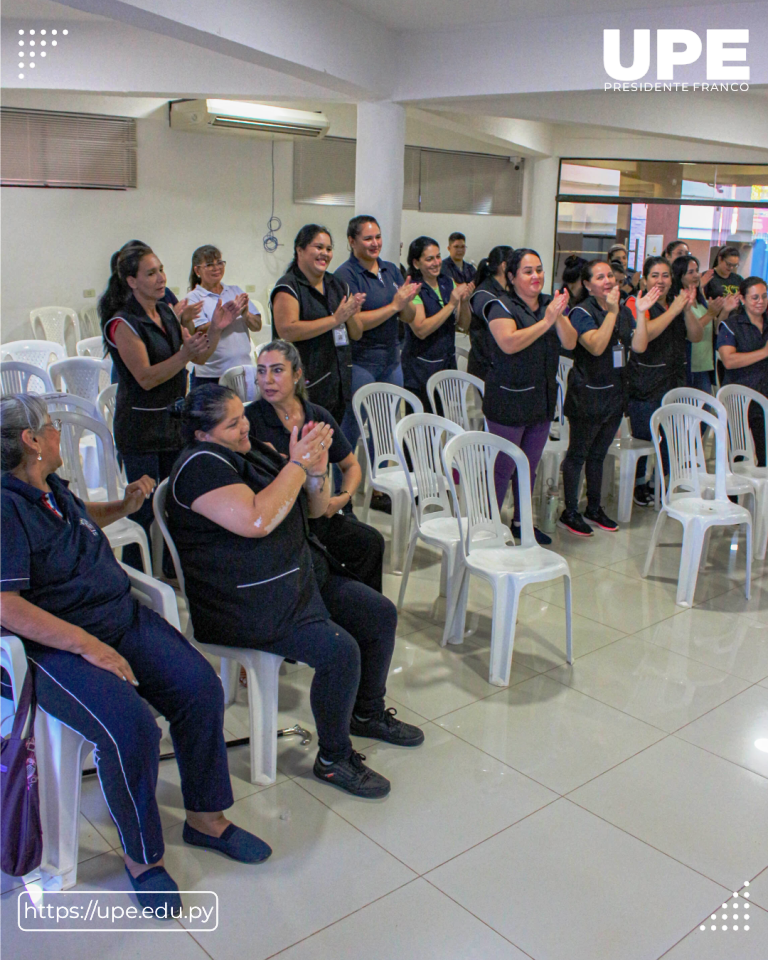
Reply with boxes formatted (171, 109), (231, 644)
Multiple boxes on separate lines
(352, 383), (423, 574)
(717, 383), (768, 559)
(30, 306), (81, 356)
(56, 410), (151, 572)
(76, 336), (107, 358)
(1, 339), (67, 369)
(49, 357), (112, 402)
(42, 392), (101, 420)
(443, 431), (573, 686)
(79, 305), (101, 339)
(455, 344), (469, 373)
(0, 361), (54, 395)
(643, 404), (751, 607)
(0, 564), (175, 891)
(427, 369), (484, 430)
(395, 413), (465, 644)
(537, 358), (572, 517)
(153, 480), (287, 785)
(604, 417), (657, 523)
(97, 383), (118, 431)
(219, 364), (259, 402)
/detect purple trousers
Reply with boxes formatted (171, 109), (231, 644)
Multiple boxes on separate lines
(486, 419), (551, 521)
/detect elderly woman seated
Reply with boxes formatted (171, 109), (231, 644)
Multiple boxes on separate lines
(0, 394), (269, 918)
(246, 339), (385, 591)
(166, 385), (424, 800)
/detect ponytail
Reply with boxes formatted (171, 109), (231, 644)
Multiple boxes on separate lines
(475, 245), (513, 287)
(98, 241), (153, 328)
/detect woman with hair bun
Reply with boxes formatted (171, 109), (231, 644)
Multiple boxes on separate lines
(98, 243), (237, 572)
(400, 236), (470, 410)
(271, 225), (365, 425)
(467, 245), (514, 380)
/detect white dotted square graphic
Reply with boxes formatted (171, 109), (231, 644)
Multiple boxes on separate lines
(700, 882), (752, 933)
(16, 25), (70, 80)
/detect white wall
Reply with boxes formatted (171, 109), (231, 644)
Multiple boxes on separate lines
(0, 100), (526, 342)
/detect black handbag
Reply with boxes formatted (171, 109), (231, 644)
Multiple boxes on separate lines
(1, 667), (43, 876)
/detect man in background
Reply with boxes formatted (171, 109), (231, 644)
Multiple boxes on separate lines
(441, 232), (477, 286)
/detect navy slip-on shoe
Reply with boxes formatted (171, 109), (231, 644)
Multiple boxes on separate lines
(182, 822), (272, 864)
(125, 865), (182, 918)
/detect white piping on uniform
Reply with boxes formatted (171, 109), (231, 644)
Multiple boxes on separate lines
(416, 356), (448, 364)
(27, 658), (147, 862)
(586, 384), (613, 390)
(172, 450), (238, 509)
(306, 371), (331, 388)
(637, 361), (666, 368)
(719, 322), (734, 338)
(105, 317), (139, 348)
(0, 577), (28, 582)
(500, 385), (535, 393)
(131, 406), (169, 412)
(236, 567), (300, 589)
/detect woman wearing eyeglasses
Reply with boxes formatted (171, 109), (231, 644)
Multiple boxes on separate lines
(183, 245), (262, 389)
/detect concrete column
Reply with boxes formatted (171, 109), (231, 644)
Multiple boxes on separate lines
(355, 102), (406, 264)
(525, 156), (561, 291)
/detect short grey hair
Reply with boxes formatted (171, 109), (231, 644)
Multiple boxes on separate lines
(1, 393), (49, 472)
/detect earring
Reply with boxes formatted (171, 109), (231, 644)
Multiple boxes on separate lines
(37, 453), (43, 461)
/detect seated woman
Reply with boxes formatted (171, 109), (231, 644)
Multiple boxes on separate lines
(0, 394), (268, 919)
(166, 385), (424, 800)
(246, 340), (385, 592)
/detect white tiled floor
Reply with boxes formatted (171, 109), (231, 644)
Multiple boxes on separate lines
(3, 491), (768, 959)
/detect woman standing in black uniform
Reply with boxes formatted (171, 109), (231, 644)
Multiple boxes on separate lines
(627, 256), (701, 506)
(467, 245), (514, 381)
(99, 243), (237, 570)
(559, 261), (659, 536)
(271, 225), (365, 426)
(400, 236), (470, 411)
(717, 277), (768, 466)
(482, 248), (575, 543)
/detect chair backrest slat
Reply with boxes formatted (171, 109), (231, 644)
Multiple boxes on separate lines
(427, 370), (484, 431)
(1, 340), (67, 369)
(54, 410), (119, 501)
(219, 365), (258, 402)
(653, 403), (726, 504)
(49, 358), (112, 401)
(0, 361), (54, 395)
(396, 413), (463, 527)
(353, 384), (423, 478)
(717, 383), (768, 469)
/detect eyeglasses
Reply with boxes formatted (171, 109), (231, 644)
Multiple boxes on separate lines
(46, 418), (62, 432)
(202, 260), (226, 269)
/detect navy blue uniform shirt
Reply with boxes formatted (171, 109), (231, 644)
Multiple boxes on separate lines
(333, 254), (404, 358)
(441, 257), (476, 285)
(1, 473), (135, 644)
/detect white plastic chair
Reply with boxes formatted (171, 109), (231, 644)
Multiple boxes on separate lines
(153, 479), (285, 785)
(537, 359), (572, 517)
(353, 383), (423, 574)
(0, 361), (54, 395)
(42, 392), (101, 420)
(76, 336), (107, 358)
(247, 299), (272, 352)
(643, 404), (751, 607)
(0, 564), (176, 892)
(663, 387), (757, 520)
(427, 369), (484, 430)
(56, 411), (151, 572)
(97, 383), (117, 431)
(717, 383), (768, 559)
(30, 306), (81, 356)
(443, 431), (573, 686)
(395, 413), (466, 644)
(49, 357), (112, 403)
(79, 305), (101, 339)
(219, 364), (259, 402)
(455, 344), (469, 373)
(605, 417), (657, 523)
(1, 340), (67, 369)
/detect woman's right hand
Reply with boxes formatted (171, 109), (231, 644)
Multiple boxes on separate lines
(450, 283), (469, 307)
(180, 325), (210, 361)
(670, 289), (690, 315)
(289, 420), (334, 472)
(78, 634), (138, 685)
(334, 293), (366, 325)
(635, 286), (661, 313)
(392, 278), (422, 311)
(176, 299), (204, 326)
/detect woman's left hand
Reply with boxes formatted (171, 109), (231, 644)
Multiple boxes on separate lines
(122, 475), (156, 515)
(635, 286), (661, 313)
(544, 290), (569, 327)
(323, 493), (350, 517)
(303, 420), (332, 474)
(211, 296), (244, 332)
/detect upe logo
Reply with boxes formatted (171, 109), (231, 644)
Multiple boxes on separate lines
(603, 29), (749, 91)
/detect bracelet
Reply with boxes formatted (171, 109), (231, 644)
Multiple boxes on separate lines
(307, 465), (329, 479)
(289, 459), (310, 477)
(339, 489), (350, 500)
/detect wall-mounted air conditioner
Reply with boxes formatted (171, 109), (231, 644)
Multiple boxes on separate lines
(170, 100), (330, 140)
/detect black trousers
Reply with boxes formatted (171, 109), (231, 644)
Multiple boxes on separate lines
(749, 402), (767, 468)
(309, 513), (385, 592)
(121, 449), (180, 574)
(231, 575), (397, 763)
(562, 413), (623, 512)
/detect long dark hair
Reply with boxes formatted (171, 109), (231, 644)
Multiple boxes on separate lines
(475, 245), (513, 287)
(188, 244), (222, 291)
(289, 224), (333, 270)
(406, 236), (440, 281)
(98, 241), (154, 327)
(173, 384), (239, 445)
(671, 255), (706, 306)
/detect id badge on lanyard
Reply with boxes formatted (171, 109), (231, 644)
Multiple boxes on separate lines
(333, 325), (349, 347)
(612, 343), (626, 368)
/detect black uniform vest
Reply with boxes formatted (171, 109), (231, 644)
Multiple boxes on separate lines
(468, 278), (513, 381)
(401, 274), (457, 392)
(627, 302), (687, 403)
(564, 297), (635, 420)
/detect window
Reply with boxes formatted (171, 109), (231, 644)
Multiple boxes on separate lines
(293, 138), (523, 215)
(1, 107), (137, 189)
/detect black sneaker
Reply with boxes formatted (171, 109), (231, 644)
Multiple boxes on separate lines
(312, 751), (391, 799)
(370, 492), (392, 514)
(557, 509), (593, 537)
(510, 521), (553, 546)
(584, 506), (619, 532)
(350, 707), (425, 747)
(633, 485), (654, 507)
